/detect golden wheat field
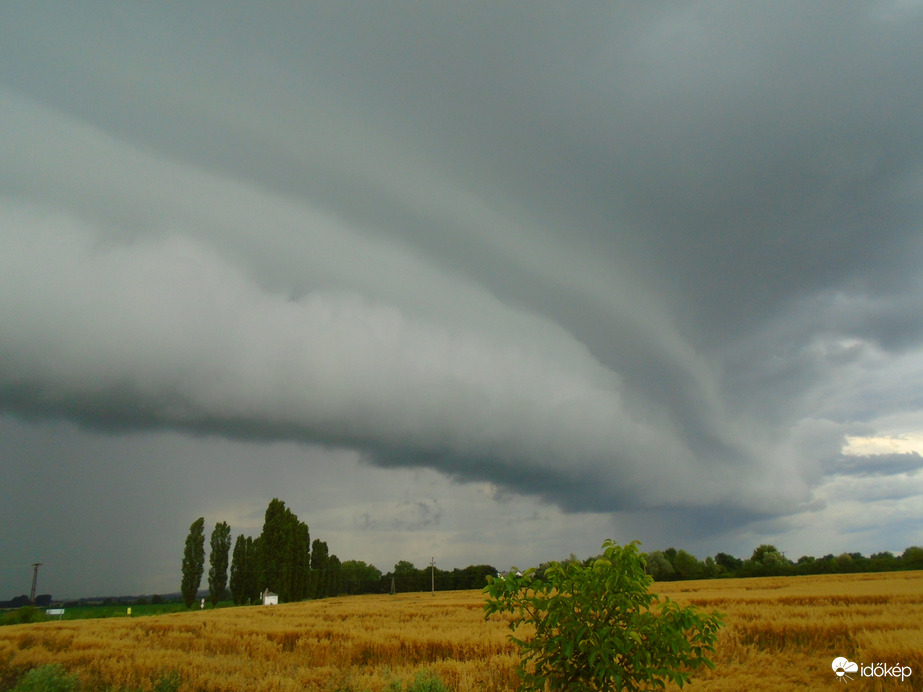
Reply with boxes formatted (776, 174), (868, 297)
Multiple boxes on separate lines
(1, 571), (921, 691)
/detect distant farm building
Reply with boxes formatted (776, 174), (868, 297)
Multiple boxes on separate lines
(262, 589), (278, 606)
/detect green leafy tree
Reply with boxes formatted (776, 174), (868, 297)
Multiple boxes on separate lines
(258, 499), (290, 598)
(644, 551), (676, 581)
(230, 534), (247, 605)
(310, 538), (329, 598)
(341, 559), (383, 594)
(233, 535), (260, 604)
(902, 546), (923, 569)
(256, 499), (312, 601)
(291, 521), (311, 601)
(484, 540), (723, 691)
(208, 521), (232, 606)
(747, 544), (791, 575)
(180, 517), (206, 609)
(672, 550), (704, 580)
(702, 556), (721, 578)
(327, 554), (344, 596)
(714, 552), (742, 573)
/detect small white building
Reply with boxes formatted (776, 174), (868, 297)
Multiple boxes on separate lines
(262, 589), (279, 606)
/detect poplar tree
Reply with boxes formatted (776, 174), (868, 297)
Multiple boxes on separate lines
(310, 538), (329, 598)
(257, 498), (311, 602)
(180, 517), (205, 609)
(230, 534), (247, 605)
(291, 521), (311, 601)
(245, 536), (259, 602)
(208, 521), (232, 605)
(258, 499), (288, 598)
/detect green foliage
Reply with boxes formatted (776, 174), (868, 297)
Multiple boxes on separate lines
(672, 550), (704, 580)
(230, 534), (259, 604)
(180, 517), (206, 609)
(902, 546), (923, 569)
(4, 606), (45, 625)
(644, 551), (675, 581)
(258, 499), (312, 602)
(404, 670), (450, 692)
(310, 538), (329, 599)
(341, 559), (384, 595)
(151, 670), (182, 692)
(378, 671), (449, 692)
(208, 521), (232, 606)
(13, 664), (81, 692)
(484, 540), (723, 691)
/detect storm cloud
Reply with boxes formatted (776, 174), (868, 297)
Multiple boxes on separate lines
(2, 1), (923, 597)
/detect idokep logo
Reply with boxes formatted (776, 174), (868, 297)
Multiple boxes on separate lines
(832, 658), (858, 682)
(832, 657), (912, 683)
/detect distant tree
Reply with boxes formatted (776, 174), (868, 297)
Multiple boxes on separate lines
(714, 552), (742, 573)
(327, 554), (344, 596)
(750, 544), (780, 563)
(208, 521), (232, 606)
(391, 559), (423, 592)
(645, 551), (676, 581)
(231, 535), (261, 604)
(258, 499), (290, 599)
(180, 517), (206, 609)
(245, 536), (260, 602)
(673, 550), (704, 580)
(256, 499), (311, 602)
(291, 521), (311, 601)
(393, 559), (416, 575)
(702, 556), (721, 578)
(341, 560), (383, 594)
(902, 546), (923, 569)
(310, 539), (329, 598)
(453, 564), (498, 590)
(835, 553), (856, 573)
(869, 551), (898, 572)
(747, 544), (791, 575)
(230, 534), (247, 605)
(663, 547), (678, 567)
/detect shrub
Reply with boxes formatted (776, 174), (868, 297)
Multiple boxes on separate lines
(12, 664), (81, 691)
(10, 607), (44, 625)
(484, 539), (723, 691)
(152, 670), (182, 692)
(405, 670), (449, 692)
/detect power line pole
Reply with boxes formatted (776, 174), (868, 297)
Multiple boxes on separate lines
(30, 563), (42, 603)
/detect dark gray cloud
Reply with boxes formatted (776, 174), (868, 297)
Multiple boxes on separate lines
(2, 1), (923, 597)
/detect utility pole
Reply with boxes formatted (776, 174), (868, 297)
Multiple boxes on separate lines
(430, 557), (435, 596)
(30, 563), (42, 603)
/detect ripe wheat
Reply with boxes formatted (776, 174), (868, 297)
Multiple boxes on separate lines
(1, 572), (921, 691)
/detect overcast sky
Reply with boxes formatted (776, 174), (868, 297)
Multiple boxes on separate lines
(3, 1), (923, 599)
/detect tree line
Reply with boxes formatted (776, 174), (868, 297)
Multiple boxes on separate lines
(180, 498), (498, 608)
(641, 544), (923, 581)
(180, 498), (342, 608)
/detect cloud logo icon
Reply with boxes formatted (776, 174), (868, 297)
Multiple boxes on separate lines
(832, 657), (859, 681)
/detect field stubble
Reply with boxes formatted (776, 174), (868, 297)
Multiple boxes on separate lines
(1, 571), (921, 691)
